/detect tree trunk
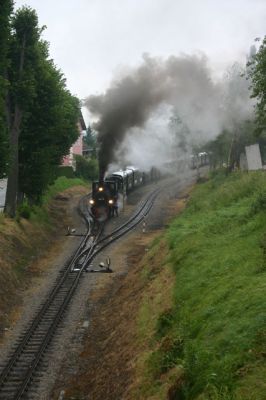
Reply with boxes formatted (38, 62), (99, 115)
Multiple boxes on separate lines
(228, 130), (238, 173)
(4, 35), (26, 217)
(4, 107), (23, 216)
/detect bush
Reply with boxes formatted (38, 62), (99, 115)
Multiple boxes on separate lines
(56, 166), (75, 178)
(16, 202), (31, 219)
(74, 155), (99, 181)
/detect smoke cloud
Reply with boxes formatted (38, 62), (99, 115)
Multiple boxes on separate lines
(85, 53), (254, 175)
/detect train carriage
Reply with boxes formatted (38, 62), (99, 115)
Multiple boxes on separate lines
(91, 158), (201, 221)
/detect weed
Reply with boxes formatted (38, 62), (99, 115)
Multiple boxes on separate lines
(147, 335), (184, 378)
(156, 309), (174, 338)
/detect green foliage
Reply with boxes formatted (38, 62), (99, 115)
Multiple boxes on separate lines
(203, 62), (258, 170)
(56, 166), (75, 179)
(74, 155), (99, 181)
(18, 49), (80, 203)
(206, 121), (256, 169)
(149, 171), (266, 399)
(15, 176), (86, 222)
(16, 201), (31, 219)
(250, 187), (266, 214)
(84, 125), (97, 148)
(42, 176), (86, 204)
(8, 7), (41, 109)
(5, 6), (80, 204)
(146, 334), (184, 380)
(248, 36), (266, 138)
(0, 0), (13, 177)
(4, 7), (46, 215)
(155, 309), (175, 339)
(0, 4), (81, 213)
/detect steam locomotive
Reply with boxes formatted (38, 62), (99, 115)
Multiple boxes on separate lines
(89, 152), (209, 221)
(89, 166), (160, 221)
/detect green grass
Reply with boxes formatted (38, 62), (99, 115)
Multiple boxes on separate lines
(147, 171), (266, 399)
(42, 176), (87, 204)
(15, 176), (88, 224)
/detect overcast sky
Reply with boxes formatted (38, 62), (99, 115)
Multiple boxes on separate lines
(15, 0), (266, 102)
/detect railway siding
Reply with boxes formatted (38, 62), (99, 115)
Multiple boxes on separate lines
(0, 176), (168, 398)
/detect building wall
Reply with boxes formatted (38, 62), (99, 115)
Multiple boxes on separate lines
(245, 144), (263, 171)
(0, 178), (7, 211)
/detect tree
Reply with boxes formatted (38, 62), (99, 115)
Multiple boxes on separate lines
(219, 62), (256, 170)
(0, 0), (13, 177)
(205, 122), (255, 169)
(84, 125), (95, 147)
(83, 125), (97, 158)
(18, 59), (80, 203)
(4, 6), (80, 210)
(4, 6), (40, 216)
(248, 37), (266, 159)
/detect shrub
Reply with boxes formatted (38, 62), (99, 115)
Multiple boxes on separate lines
(74, 155), (99, 181)
(16, 202), (31, 219)
(57, 166), (75, 178)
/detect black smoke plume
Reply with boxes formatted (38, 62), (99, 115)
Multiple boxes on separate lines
(85, 53), (252, 175)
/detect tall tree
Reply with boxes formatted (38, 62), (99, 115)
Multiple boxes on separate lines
(0, 0), (13, 177)
(4, 6), (40, 216)
(205, 122), (255, 169)
(84, 125), (96, 147)
(248, 37), (266, 140)
(4, 6), (80, 211)
(83, 125), (97, 159)
(19, 56), (79, 203)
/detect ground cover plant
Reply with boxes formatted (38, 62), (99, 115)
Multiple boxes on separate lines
(140, 171), (266, 399)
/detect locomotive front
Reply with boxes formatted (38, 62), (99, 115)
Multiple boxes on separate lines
(90, 180), (118, 221)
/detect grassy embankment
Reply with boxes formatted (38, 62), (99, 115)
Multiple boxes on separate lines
(0, 176), (87, 333)
(136, 171), (266, 400)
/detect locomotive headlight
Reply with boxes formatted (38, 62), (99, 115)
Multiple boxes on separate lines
(89, 199), (94, 205)
(99, 187), (103, 192)
(108, 199), (114, 204)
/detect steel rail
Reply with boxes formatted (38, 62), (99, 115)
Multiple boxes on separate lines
(0, 194), (98, 399)
(0, 187), (160, 399)
(0, 227), (101, 399)
(89, 187), (160, 260)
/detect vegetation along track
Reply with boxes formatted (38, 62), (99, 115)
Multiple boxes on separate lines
(0, 187), (160, 399)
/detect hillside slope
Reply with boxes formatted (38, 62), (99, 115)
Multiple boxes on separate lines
(136, 171), (266, 399)
(0, 181), (87, 338)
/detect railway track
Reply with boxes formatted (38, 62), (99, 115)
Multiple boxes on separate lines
(0, 187), (160, 399)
